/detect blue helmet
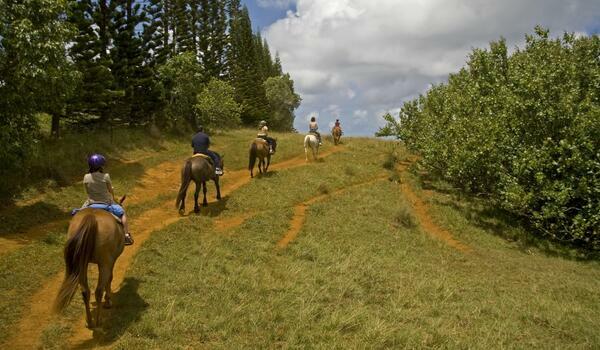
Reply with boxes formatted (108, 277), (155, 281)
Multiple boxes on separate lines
(88, 154), (106, 169)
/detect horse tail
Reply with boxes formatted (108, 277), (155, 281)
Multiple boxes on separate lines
(249, 142), (257, 171)
(176, 159), (193, 209)
(54, 214), (97, 312)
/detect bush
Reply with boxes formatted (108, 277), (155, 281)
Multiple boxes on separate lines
(378, 27), (600, 247)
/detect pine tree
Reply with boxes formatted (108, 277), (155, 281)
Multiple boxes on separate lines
(67, 0), (120, 123)
(112, 0), (153, 124)
(228, 6), (268, 125)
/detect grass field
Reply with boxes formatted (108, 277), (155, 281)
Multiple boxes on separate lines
(1, 131), (600, 349)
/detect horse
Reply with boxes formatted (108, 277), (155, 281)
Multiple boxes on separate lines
(176, 155), (222, 214)
(54, 206), (125, 328)
(304, 134), (320, 161)
(332, 126), (342, 145)
(248, 138), (277, 178)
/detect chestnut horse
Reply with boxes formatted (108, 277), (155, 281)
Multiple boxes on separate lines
(332, 126), (342, 145)
(54, 207), (125, 328)
(248, 138), (276, 177)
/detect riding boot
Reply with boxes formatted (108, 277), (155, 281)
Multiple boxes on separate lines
(125, 232), (134, 245)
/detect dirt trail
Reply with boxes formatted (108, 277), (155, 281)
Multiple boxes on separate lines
(0, 159), (183, 258)
(277, 174), (387, 249)
(3, 146), (345, 350)
(396, 161), (471, 253)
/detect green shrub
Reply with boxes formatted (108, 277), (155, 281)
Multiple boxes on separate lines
(378, 27), (600, 246)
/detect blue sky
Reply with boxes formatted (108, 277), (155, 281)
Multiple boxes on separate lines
(244, 0), (600, 136)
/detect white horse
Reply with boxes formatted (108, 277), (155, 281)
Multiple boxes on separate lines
(304, 134), (319, 161)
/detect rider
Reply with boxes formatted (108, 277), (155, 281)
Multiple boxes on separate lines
(309, 116), (322, 145)
(257, 120), (276, 154)
(83, 154), (134, 245)
(334, 119), (341, 128)
(192, 126), (223, 176)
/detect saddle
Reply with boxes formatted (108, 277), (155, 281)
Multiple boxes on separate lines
(255, 137), (268, 144)
(192, 153), (214, 166)
(71, 204), (123, 224)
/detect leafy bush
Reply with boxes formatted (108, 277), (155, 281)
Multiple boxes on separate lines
(195, 78), (242, 129)
(378, 27), (600, 247)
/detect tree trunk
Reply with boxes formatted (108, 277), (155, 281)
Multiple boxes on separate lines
(51, 114), (60, 138)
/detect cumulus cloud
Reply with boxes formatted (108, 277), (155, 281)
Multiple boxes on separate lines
(264, 0), (600, 135)
(257, 0), (297, 9)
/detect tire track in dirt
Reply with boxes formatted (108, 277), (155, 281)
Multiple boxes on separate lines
(277, 174), (388, 249)
(396, 161), (471, 253)
(2, 146), (345, 350)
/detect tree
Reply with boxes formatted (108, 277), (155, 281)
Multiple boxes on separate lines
(264, 74), (301, 130)
(227, 6), (268, 125)
(0, 0), (74, 198)
(195, 78), (241, 129)
(157, 52), (205, 130)
(67, 0), (121, 123)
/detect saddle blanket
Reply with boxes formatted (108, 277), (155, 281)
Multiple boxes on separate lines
(71, 203), (123, 223)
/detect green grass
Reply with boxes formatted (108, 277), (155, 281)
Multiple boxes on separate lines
(3, 134), (600, 349)
(0, 128), (304, 344)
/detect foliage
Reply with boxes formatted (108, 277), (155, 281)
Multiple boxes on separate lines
(378, 27), (600, 246)
(195, 78), (242, 129)
(157, 52), (205, 130)
(264, 74), (302, 130)
(0, 0), (75, 198)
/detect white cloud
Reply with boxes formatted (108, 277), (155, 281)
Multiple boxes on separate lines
(257, 0), (297, 9)
(264, 0), (600, 135)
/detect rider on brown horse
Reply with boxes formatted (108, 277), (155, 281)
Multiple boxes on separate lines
(192, 126), (224, 176)
(81, 154), (134, 245)
(257, 120), (276, 154)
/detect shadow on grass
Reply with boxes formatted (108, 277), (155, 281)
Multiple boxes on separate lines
(75, 278), (148, 349)
(198, 196), (230, 217)
(420, 177), (600, 262)
(0, 201), (68, 235)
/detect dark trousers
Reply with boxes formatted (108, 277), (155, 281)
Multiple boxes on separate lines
(258, 135), (276, 151)
(196, 150), (222, 168)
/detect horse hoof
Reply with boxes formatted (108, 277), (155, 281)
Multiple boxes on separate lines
(194, 208), (200, 214)
(104, 301), (112, 309)
(202, 203), (208, 207)
(178, 209), (185, 216)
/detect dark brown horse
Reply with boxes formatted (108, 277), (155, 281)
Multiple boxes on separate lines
(249, 138), (276, 178)
(332, 126), (342, 145)
(176, 155), (222, 214)
(54, 207), (125, 328)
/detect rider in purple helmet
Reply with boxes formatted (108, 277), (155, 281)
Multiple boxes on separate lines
(83, 154), (134, 245)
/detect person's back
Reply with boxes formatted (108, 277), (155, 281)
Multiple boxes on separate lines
(191, 127), (223, 175)
(309, 117), (322, 145)
(192, 131), (210, 154)
(84, 172), (114, 205)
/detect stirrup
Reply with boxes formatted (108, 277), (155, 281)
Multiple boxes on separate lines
(124, 233), (134, 245)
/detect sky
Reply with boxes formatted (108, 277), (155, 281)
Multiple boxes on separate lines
(244, 0), (600, 136)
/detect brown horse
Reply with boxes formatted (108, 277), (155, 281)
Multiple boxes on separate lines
(54, 208), (125, 328)
(176, 155), (222, 214)
(249, 138), (276, 178)
(332, 126), (342, 145)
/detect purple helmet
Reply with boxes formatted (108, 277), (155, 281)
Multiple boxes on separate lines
(88, 154), (106, 169)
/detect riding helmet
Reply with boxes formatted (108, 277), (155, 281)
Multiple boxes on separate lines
(259, 120), (267, 126)
(88, 153), (106, 169)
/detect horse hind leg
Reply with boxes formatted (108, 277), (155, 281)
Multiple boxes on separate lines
(215, 177), (221, 200)
(103, 263), (115, 309)
(194, 181), (201, 213)
(202, 181), (208, 207)
(80, 274), (93, 328)
(94, 264), (111, 327)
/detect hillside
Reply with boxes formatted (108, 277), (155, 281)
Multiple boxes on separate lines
(1, 131), (599, 349)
